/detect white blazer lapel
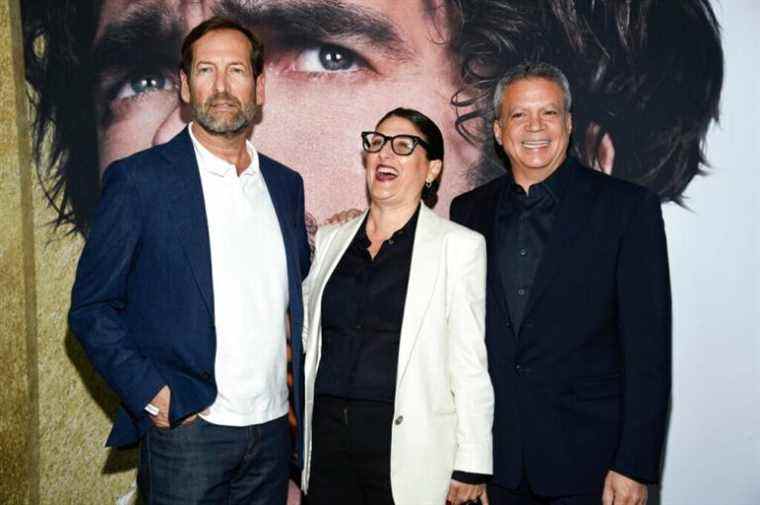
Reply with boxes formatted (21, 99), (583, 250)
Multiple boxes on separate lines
(308, 211), (368, 341)
(395, 205), (442, 390)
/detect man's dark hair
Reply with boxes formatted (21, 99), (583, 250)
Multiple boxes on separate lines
(452, 0), (724, 204)
(21, 1), (723, 237)
(21, 3), (268, 237)
(180, 16), (264, 77)
(22, 0), (103, 235)
(377, 107), (444, 207)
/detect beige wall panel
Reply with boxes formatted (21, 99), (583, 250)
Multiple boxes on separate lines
(32, 214), (138, 504)
(0, 0), (139, 501)
(0, 0), (35, 503)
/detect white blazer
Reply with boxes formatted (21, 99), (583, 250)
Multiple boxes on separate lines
(301, 204), (494, 505)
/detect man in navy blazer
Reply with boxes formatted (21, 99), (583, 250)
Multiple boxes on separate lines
(451, 63), (671, 505)
(69, 17), (309, 504)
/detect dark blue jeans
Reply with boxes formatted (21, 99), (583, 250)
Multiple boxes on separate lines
(138, 415), (290, 505)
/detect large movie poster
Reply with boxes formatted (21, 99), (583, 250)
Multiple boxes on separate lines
(22, 0), (722, 236)
(22, 1), (753, 503)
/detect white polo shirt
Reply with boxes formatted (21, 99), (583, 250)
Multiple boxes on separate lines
(189, 124), (289, 426)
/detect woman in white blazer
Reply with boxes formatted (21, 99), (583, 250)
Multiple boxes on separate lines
(301, 108), (494, 505)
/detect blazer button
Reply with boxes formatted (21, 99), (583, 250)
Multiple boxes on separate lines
(394, 415), (404, 425)
(200, 371), (211, 381)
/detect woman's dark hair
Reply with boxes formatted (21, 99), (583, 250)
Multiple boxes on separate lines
(377, 107), (444, 207)
(378, 107), (445, 162)
(180, 16), (264, 77)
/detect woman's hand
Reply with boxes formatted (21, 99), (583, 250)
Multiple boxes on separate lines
(447, 480), (488, 505)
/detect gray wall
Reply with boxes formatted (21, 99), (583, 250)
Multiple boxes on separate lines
(660, 2), (759, 503)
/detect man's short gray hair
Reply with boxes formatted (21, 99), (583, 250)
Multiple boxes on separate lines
(492, 62), (572, 120)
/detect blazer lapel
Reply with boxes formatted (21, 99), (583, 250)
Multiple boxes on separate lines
(520, 162), (596, 327)
(165, 128), (215, 317)
(467, 176), (516, 338)
(490, 188), (518, 335)
(395, 205), (441, 389)
(309, 213), (368, 341)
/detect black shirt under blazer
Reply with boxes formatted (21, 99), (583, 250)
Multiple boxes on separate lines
(451, 158), (672, 496)
(315, 209), (418, 402)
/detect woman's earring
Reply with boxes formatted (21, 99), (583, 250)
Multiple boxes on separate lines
(425, 180), (432, 189)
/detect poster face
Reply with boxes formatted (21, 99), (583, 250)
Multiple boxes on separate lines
(23, 0), (723, 237)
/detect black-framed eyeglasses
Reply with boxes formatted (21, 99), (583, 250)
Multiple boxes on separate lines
(361, 131), (430, 156)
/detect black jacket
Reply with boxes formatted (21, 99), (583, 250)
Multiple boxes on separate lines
(451, 158), (671, 495)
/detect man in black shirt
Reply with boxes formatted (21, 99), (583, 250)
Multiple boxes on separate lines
(451, 63), (671, 505)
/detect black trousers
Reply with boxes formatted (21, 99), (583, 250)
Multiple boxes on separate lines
(488, 480), (599, 505)
(306, 396), (395, 505)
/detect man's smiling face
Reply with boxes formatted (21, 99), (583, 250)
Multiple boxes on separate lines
(180, 28), (264, 137)
(493, 77), (572, 180)
(93, 0), (478, 233)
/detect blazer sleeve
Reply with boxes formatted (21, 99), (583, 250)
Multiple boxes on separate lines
(446, 230), (494, 474)
(68, 161), (166, 419)
(612, 191), (672, 483)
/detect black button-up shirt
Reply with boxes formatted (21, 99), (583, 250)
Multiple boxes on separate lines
(496, 158), (573, 329)
(315, 207), (419, 403)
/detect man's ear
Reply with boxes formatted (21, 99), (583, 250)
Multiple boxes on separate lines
(255, 72), (266, 106)
(180, 69), (191, 104)
(493, 120), (503, 146)
(585, 123), (615, 175)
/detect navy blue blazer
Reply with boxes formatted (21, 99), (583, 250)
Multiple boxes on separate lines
(69, 128), (310, 454)
(451, 158), (671, 496)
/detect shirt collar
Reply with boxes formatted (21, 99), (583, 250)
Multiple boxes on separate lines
(188, 122), (259, 178)
(353, 203), (421, 250)
(506, 155), (574, 204)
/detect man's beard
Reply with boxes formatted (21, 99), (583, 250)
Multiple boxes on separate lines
(193, 92), (257, 137)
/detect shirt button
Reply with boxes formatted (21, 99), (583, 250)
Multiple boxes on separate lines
(519, 248), (528, 256)
(394, 415), (404, 425)
(388, 239), (395, 245)
(517, 288), (526, 296)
